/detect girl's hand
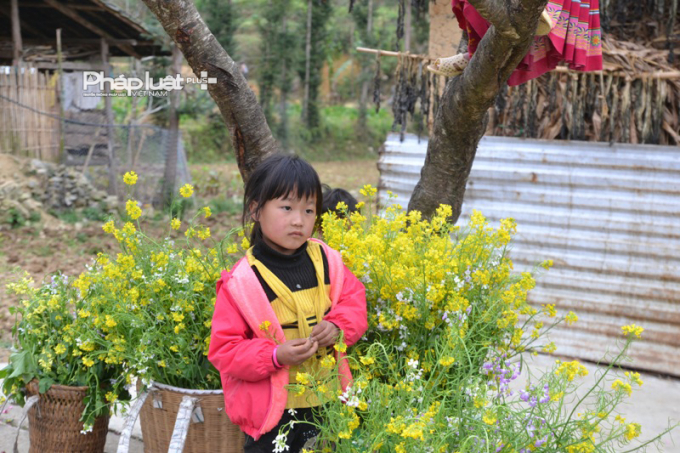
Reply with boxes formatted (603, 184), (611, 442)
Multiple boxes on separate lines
(310, 321), (339, 348)
(276, 338), (319, 366)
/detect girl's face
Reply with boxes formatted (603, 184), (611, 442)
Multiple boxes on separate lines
(254, 193), (317, 255)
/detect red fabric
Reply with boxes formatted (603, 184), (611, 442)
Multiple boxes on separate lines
(208, 240), (367, 440)
(452, 0), (602, 86)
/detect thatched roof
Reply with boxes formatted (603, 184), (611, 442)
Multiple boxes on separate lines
(0, 0), (168, 65)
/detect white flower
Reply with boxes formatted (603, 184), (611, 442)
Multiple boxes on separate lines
(287, 408), (297, 416)
(272, 432), (289, 452)
(338, 386), (362, 407)
(407, 358), (419, 369)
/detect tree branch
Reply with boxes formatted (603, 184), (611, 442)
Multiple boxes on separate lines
(467, 0), (519, 39)
(139, 0), (278, 182)
(408, 0), (548, 222)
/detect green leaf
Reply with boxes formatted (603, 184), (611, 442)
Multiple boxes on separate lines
(38, 377), (56, 394)
(7, 351), (36, 380)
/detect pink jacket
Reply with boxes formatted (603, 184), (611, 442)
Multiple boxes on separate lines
(208, 239), (368, 440)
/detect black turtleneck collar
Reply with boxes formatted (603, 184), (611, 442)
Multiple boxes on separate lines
(252, 240), (309, 269)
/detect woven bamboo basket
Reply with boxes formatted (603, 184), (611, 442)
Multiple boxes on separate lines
(25, 380), (110, 453)
(138, 383), (244, 453)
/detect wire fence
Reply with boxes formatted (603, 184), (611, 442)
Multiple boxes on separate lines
(0, 89), (190, 205)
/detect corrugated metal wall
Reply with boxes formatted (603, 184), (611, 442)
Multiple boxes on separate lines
(378, 133), (680, 376)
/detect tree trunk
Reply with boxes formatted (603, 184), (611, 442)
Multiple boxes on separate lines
(162, 45), (182, 207)
(358, 0), (374, 128)
(302, 0), (313, 126)
(408, 0), (548, 222)
(404, 0), (411, 52)
(278, 13), (290, 150)
(139, 0), (278, 183)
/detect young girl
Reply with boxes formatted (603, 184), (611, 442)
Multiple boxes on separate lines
(208, 155), (368, 453)
(428, 0), (603, 86)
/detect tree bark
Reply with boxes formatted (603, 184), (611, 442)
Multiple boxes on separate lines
(408, 0), (548, 222)
(139, 0), (278, 183)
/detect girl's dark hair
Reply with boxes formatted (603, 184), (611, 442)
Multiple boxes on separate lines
(322, 186), (358, 217)
(243, 154), (323, 246)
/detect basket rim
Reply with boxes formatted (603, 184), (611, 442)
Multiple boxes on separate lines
(150, 381), (224, 395)
(26, 378), (89, 393)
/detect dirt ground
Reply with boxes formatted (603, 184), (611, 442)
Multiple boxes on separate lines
(0, 159), (380, 360)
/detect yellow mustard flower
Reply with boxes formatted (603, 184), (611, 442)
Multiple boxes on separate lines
(612, 379), (633, 396)
(296, 372), (311, 385)
(624, 423), (641, 441)
(625, 371), (643, 386)
(482, 410), (497, 425)
(438, 356), (455, 367)
(360, 356), (375, 365)
(123, 171), (138, 185)
(555, 360), (588, 382)
(359, 184), (377, 197)
(102, 220), (115, 234)
(622, 324), (644, 338)
(565, 311), (578, 325)
(179, 184), (194, 198)
(125, 199), (142, 220)
(197, 227), (211, 240)
(320, 355), (336, 369)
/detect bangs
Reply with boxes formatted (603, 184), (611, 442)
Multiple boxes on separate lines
(260, 157), (321, 203)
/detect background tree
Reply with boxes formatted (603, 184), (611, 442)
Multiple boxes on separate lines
(256, 0), (298, 149)
(138, 0), (548, 221)
(353, 0), (375, 136)
(200, 0), (240, 61)
(300, 0), (333, 132)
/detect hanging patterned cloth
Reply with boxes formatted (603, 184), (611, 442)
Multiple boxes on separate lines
(451, 0), (603, 85)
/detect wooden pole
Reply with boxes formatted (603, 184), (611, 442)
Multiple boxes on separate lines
(57, 28), (65, 161)
(101, 38), (118, 197)
(355, 46), (680, 79)
(10, 0), (22, 66)
(161, 44), (182, 206)
(12, 0), (24, 156)
(125, 58), (140, 171)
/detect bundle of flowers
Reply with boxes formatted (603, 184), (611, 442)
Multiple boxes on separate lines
(1, 273), (132, 431)
(1, 174), (243, 431)
(75, 174), (243, 390)
(278, 187), (668, 453)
